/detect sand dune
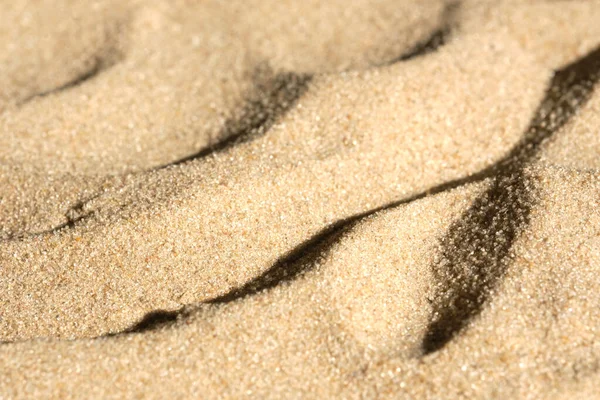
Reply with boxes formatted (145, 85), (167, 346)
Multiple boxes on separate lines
(2, 0), (600, 398)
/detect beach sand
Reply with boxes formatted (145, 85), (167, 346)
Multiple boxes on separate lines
(1, 0), (600, 398)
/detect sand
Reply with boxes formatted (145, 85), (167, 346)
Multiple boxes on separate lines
(1, 0), (600, 398)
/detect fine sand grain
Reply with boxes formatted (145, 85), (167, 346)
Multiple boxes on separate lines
(2, 0), (600, 399)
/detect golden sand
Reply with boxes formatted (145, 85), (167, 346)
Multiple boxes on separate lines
(1, 0), (600, 398)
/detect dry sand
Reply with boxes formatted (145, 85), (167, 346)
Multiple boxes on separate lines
(1, 0), (600, 398)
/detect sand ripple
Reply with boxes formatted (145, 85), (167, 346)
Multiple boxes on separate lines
(2, 1), (600, 398)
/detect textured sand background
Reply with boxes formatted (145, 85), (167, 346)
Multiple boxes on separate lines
(1, 0), (600, 398)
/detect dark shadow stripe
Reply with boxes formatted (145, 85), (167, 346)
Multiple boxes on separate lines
(388, 28), (449, 64)
(387, 1), (459, 65)
(16, 19), (127, 106)
(16, 49), (124, 107)
(208, 216), (356, 305)
(119, 309), (182, 334)
(422, 45), (600, 354)
(157, 69), (312, 169)
(422, 172), (532, 353)
(19, 59), (103, 105)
